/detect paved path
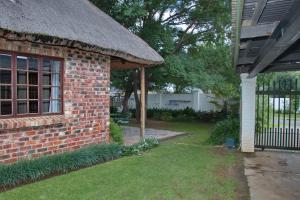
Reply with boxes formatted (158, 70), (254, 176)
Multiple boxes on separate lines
(122, 126), (186, 145)
(244, 151), (300, 200)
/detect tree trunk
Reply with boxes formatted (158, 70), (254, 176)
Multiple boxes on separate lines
(133, 70), (140, 122)
(145, 71), (149, 122)
(122, 73), (134, 113)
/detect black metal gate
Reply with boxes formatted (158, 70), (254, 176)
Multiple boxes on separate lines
(255, 79), (300, 150)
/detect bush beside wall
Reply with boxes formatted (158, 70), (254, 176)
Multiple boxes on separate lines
(130, 107), (227, 122)
(110, 118), (124, 144)
(208, 118), (240, 145)
(122, 137), (159, 156)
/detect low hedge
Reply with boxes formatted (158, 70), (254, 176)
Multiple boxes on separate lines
(0, 144), (121, 188)
(129, 107), (227, 122)
(0, 138), (160, 189)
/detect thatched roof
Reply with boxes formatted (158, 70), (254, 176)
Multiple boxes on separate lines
(0, 0), (164, 65)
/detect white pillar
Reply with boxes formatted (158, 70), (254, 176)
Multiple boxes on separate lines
(240, 73), (257, 152)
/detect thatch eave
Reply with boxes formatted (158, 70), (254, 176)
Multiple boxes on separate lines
(0, 0), (164, 66)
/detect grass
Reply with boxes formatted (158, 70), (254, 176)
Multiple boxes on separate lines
(0, 121), (245, 200)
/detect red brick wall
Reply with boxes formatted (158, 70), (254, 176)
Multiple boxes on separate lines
(0, 37), (110, 163)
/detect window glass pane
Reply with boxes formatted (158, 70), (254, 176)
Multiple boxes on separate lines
(1, 101), (12, 115)
(29, 58), (38, 71)
(17, 71), (27, 84)
(43, 59), (51, 72)
(43, 87), (51, 99)
(43, 100), (61, 113)
(29, 101), (38, 113)
(43, 101), (50, 113)
(17, 86), (27, 99)
(17, 101), (27, 114)
(0, 70), (11, 84)
(52, 87), (60, 99)
(0, 54), (11, 69)
(17, 56), (27, 70)
(1, 86), (11, 99)
(43, 74), (51, 85)
(52, 61), (61, 73)
(29, 72), (38, 85)
(29, 86), (38, 99)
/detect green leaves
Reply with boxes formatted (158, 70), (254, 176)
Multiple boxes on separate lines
(110, 118), (124, 145)
(208, 118), (240, 145)
(121, 137), (159, 156)
(90, 0), (236, 101)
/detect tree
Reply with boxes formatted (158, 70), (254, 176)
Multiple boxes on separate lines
(90, 0), (233, 119)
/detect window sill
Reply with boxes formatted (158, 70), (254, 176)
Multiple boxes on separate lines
(0, 115), (66, 130)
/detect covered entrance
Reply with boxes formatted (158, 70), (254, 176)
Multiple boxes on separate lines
(232, 0), (300, 152)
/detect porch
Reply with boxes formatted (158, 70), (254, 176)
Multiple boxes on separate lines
(122, 126), (186, 145)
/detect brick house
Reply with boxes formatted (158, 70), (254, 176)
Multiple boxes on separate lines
(0, 0), (163, 163)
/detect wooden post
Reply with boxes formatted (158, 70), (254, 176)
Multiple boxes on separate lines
(140, 66), (145, 139)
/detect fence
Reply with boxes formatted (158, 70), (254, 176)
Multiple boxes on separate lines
(255, 79), (300, 150)
(127, 90), (222, 112)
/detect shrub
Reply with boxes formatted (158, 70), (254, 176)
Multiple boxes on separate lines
(160, 112), (173, 121)
(208, 118), (240, 145)
(110, 106), (118, 114)
(122, 137), (159, 156)
(0, 144), (122, 188)
(110, 118), (124, 144)
(130, 108), (226, 122)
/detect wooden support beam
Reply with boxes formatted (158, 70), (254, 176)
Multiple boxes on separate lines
(238, 57), (255, 65)
(240, 23), (278, 39)
(251, 0), (268, 25)
(111, 60), (139, 70)
(140, 66), (145, 139)
(263, 63), (300, 73)
(238, 0), (268, 70)
(233, 0), (245, 69)
(249, 0), (300, 78)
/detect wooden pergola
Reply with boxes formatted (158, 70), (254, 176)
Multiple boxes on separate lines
(232, 0), (300, 77)
(232, 0), (300, 152)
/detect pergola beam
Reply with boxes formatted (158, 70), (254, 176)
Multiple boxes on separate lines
(238, 57), (255, 65)
(238, 0), (268, 69)
(240, 23), (278, 39)
(250, 0), (268, 24)
(248, 0), (300, 78)
(264, 63), (300, 73)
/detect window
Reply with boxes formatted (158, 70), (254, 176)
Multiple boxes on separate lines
(0, 52), (63, 118)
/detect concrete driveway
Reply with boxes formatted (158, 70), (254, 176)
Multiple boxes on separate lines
(244, 151), (300, 200)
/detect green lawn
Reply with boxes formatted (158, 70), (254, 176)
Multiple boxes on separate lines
(0, 121), (245, 200)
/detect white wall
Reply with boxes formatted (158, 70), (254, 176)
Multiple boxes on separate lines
(128, 90), (222, 112)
